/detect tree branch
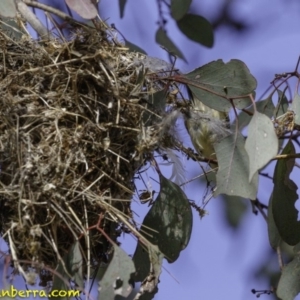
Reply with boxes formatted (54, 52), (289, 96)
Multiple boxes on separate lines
(15, 0), (51, 38)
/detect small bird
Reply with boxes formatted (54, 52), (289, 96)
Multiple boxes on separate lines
(184, 92), (230, 167)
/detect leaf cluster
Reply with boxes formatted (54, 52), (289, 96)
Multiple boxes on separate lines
(120, 0), (213, 61)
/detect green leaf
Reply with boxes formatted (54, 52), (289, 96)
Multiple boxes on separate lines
(130, 63), (147, 96)
(98, 244), (135, 299)
(232, 92), (254, 110)
(65, 0), (98, 19)
(132, 243), (152, 283)
(143, 89), (167, 126)
(237, 95), (275, 130)
(52, 241), (83, 300)
(132, 244), (163, 298)
(277, 253), (300, 300)
(170, 0), (192, 20)
(272, 141), (300, 245)
(66, 242), (84, 289)
(294, 242), (300, 254)
(245, 111), (278, 180)
(1, 18), (25, 40)
(214, 132), (258, 199)
(149, 89), (167, 112)
(176, 14), (214, 47)
(125, 39), (147, 54)
(256, 95), (276, 118)
(119, 0), (127, 18)
(133, 175), (193, 280)
(52, 265), (70, 300)
(184, 59), (257, 112)
(155, 27), (187, 62)
(222, 195), (248, 229)
(267, 193), (281, 249)
(0, 0), (17, 18)
(147, 245), (164, 286)
(291, 93), (300, 125)
(275, 89), (289, 118)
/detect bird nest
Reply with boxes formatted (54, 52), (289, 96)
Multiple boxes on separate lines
(0, 23), (182, 285)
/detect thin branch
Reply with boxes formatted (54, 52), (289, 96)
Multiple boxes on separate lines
(276, 246), (284, 270)
(16, 0), (51, 38)
(272, 153), (300, 161)
(23, 0), (88, 28)
(251, 198), (268, 221)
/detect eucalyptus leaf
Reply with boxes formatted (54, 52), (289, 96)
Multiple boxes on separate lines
(272, 141), (300, 245)
(0, 0), (17, 18)
(290, 93), (300, 125)
(1, 18), (25, 40)
(65, 241), (84, 289)
(155, 27), (187, 62)
(267, 193), (281, 249)
(125, 39), (147, 54)
(222, 195), (248, 229)
(52, 241), (83, 300)
(277, 253), (300, 300)
(52, 264), (70, 300)
(133, 244), (163, 300)
(98, 244), (135, 299)
(294, 242), (300, 254)
(133, 175), (192, 281)
(176, 14), (214, 47)
(170, 0), (192, 20)
(275, 88), (289, 118)
(214, 132), (258, 199)
(119, 0), (127, 18)
(142, 89), (167, 126)
(65, 0), (98, 19)
(237, 95), (275, 130)
(130, 64), (147, 96)
(245, 111), (278, 180)
(184, 59), (257, 112)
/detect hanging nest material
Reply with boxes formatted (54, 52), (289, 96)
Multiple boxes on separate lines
(0, 23), (182, 285)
